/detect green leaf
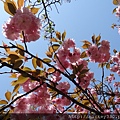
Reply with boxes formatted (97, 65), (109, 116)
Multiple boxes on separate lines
(5, 91), (11, 101)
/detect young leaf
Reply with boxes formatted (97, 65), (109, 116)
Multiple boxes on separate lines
(0, 100), (8, 105)
(82, 44), (90, 49)
(47, 68), (55, 73)
(113, 0), (119, 5)
(106, 63), (110, 69)
(80, 69), (89, 75)
(81, 40), (91, 45)
(50, 38), (59, 42)
(56, 31), (61, 40)
(80, 51), (88, 58)
(3, 0), (17, 16)
(113, 49), (117, 53)
(95, 35), (101, 44)
(17, 0), (24, 9)
(43, 58), (51, 63)
(10, 73), (17, 78)
(2, 42), (10, 52)
(8, 54), (19, 60)
(17, 44), (24, 56)
(112, 7), (117, 13)
(91, 34), (96, 43)
(17, 75), (29, 84)
(22, 67), (32, 72)
(32, 57), (37, 69)
(36, 59), (43, 68)
(5, 91), (11, 101)
(52, 44), (60, 52)
(14, 60), (23, 68)
(62, 31), (66, 41)
(31, 7), (40, 14)
(46, 51), (53, 58)
(13, 84), (20, 93)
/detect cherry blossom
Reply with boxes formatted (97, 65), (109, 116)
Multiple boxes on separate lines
(3, 8), (41, 42)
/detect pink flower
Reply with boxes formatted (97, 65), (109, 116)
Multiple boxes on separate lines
(57, 47), (70, 60)
(116, 52), (120, 58)
(51, 72), (62, 82)
(115, 97), (120, 104)
(56, 59), (70, 72)
(116, 6), (120, 17)
(103, 109), (111, 114)
(106, 74), (115, 83)
(68, 47), (81, 63)
(101, 40), (110, 48)
(88, 44), (98, 54)
(14, 97), (30, 113)
(56, 82), (70, 92)
(62, 38), (75, 49)
(61, 97), (71, 106)
(3, 7), (42, 42)
(110, 65), (119, 72)
(111, 56), (119, 63)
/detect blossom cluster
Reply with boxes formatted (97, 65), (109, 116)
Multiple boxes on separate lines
(86, 40), (110, 63)
(12, 77), (71, 114)
(55, 39), (94, 88)
(110, 52), (120, 75)
(3, 8), (41, 42)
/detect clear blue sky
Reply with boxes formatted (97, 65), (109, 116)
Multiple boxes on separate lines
(0, 0), (119, 99)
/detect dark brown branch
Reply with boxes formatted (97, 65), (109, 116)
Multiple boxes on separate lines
(0, 61), (102, 114)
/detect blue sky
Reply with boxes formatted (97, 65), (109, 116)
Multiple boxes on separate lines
(0, 0), (119, 99)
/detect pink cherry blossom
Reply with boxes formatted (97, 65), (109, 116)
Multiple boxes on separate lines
(61, 96), (71, 106)
(116, 6), (120, 17)
(56, 82), (70, 92)
(3, 7), (41, 42)
(62, 38), (75, 49)
(110, 65), (119, 72)
(106, 74), (115, 83)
